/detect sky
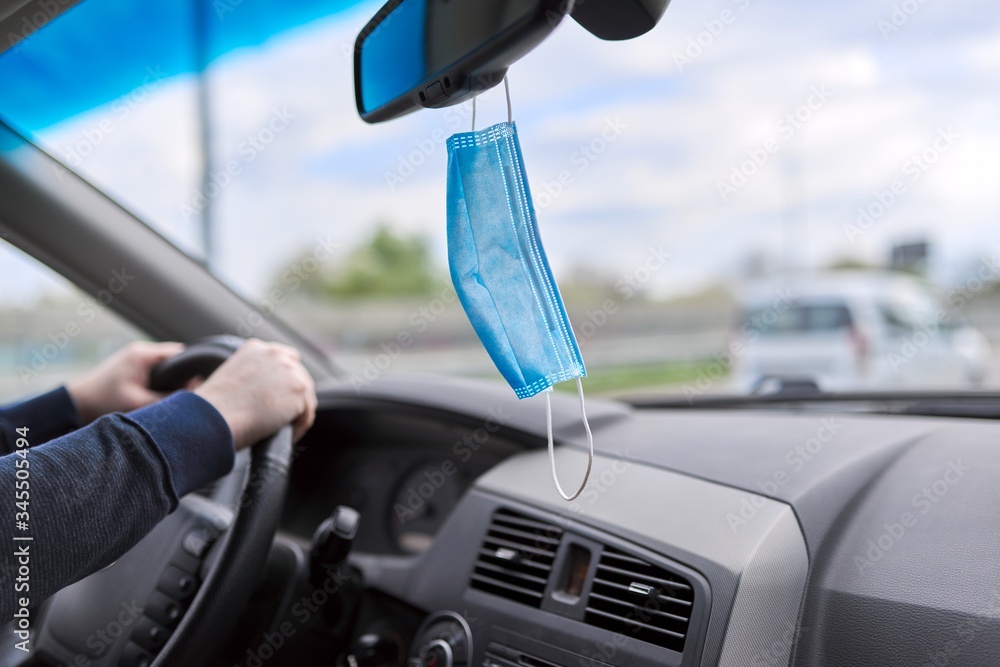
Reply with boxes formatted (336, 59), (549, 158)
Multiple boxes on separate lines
(1, 0), (999, 306)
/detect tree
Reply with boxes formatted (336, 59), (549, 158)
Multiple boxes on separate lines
(280, 225), (443, 299)
(825, 257), (878, 272)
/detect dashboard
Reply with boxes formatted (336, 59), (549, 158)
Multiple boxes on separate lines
(283, 406), (523, 556)
(265, 376), (1000, 667)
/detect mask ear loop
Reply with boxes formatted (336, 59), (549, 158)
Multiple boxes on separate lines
(546, 378), (594, 501)
(504, 75), (512, 124)
(471, 76), (513, 131)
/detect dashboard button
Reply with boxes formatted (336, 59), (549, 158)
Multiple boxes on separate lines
(144, 590), (183, 627)
(182, 528), (212, 558)
(157, 565), (197, 601)
(131, 616), (168, 653)
(118, 641), (153, 667)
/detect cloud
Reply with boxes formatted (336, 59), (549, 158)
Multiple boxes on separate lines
(18, 0), (1000, 303)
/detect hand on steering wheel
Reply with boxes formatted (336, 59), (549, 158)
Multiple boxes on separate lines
(193, 338), (317, 448)
(31, 336), (314, 667)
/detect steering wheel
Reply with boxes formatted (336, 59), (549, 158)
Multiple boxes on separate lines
(32, 336), (294, 667)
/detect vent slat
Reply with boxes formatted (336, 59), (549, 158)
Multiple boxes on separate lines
(583, 548), (694, 653)
(484, 649), (561, 667)
(482, 654), (520, 667)
(469, 510), (561, 609)
(470, 574), (545, 600)
(481, 535), (560, 560)
(474, 561), (550, 585)
(598, 550), (648, 568)
(594, 563), (693, 592)
(584, 607), (687, 640)
(588, 591), (691, 623)
(488, 524), (561, 547)
(477, 548), (553, 572)
(591, 578), (694, 607)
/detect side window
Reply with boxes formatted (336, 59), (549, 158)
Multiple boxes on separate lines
(807, 305), (853, 332)
(0, 239), (145, 403)
(878, 302), (914, 333)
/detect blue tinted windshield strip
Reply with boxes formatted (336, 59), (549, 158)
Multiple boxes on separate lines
(0, 0), (364, 132)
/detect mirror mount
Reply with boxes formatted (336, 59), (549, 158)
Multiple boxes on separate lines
(570, 0), (671, 41)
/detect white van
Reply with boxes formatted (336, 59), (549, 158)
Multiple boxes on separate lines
(732, 272), (992, 391)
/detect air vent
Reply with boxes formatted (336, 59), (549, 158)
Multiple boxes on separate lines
(584, 547), (694, 653)
(469, 509), (562, 608)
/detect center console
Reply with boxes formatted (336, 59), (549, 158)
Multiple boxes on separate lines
(353, 448), (808, 667)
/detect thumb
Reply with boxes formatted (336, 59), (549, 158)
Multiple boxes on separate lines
(183, 375), (206, 391)
(141, 342), (185, 367)
(137, 342), (186, 381)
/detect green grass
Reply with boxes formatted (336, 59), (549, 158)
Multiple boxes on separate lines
(554, 359), (726, 396)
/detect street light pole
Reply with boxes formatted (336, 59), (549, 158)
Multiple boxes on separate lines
(194, 0), (214, 271)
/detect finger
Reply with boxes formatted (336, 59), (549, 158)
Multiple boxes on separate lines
(267, 341), (299, 360)
(138, 342), (186, 367)
(292, 389), (317, 442)
(291, 412), (311, 442)
(243, 338), (264, 350)
(125, 386), (166, 411)
(131, 340), (183, 355)
(183, 375), (205, 391)
(305, 388), (317, 425)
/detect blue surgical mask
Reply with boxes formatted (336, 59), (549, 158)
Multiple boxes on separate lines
(446, 83), (592, 500)
(446, 120), (585, 398)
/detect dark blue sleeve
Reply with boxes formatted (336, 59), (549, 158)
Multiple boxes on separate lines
(123, 391), (235, 499)
(0, 391), (234, 623)
(0, 387), (81, 455)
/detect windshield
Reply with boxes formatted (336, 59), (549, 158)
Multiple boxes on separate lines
(1, 0), (998, 397)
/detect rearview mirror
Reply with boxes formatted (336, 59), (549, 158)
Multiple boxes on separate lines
(354, 0), (568, 123)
